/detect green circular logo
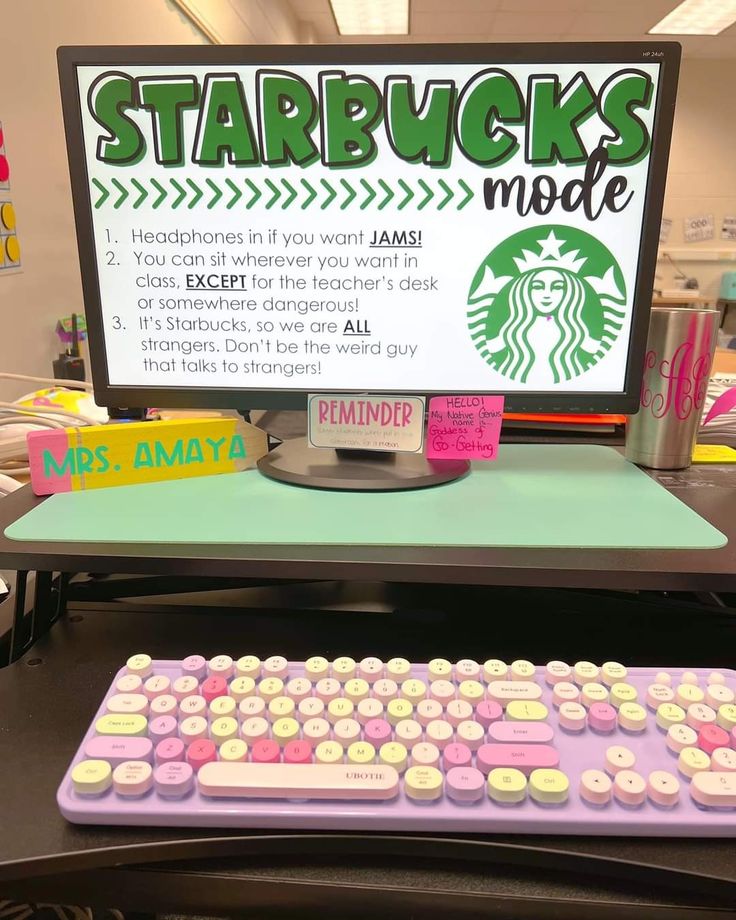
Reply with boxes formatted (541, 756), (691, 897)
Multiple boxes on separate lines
(467, 225), (627, 384)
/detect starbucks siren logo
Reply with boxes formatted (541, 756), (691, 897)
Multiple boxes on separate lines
(467, 226), (627, 384)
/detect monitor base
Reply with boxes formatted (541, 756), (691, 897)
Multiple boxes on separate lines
(257, 437), (470, 491)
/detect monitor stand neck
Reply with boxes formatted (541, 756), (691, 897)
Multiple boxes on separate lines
(256, 437), (469, 491)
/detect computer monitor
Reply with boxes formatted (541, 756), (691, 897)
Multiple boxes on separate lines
(57, 43), (679, 488)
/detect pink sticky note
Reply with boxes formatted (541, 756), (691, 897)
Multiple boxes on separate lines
(426, 395), (504, 461)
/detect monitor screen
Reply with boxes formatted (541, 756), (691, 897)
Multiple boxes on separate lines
(58, 43), (679, 413)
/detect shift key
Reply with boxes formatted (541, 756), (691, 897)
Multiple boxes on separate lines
(84, 735), (154, 766)
(477, 743), (559, 775)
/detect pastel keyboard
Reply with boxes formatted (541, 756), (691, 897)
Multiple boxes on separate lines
(58, 655), (736, 835)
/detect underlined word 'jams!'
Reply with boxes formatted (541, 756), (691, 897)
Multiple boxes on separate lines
(427, 396), (504, 461)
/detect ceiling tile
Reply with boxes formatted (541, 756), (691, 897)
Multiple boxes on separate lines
(411, 11), (494, 34)
(491, 10), (576, 34)
(413, 0), (502, 9)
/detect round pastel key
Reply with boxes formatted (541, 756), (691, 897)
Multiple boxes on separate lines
(475, 699), (503, 728)
(698, 724), (729, 754)
(510, 659), (535, 681)
(210, 696), (237, 719)
(182, 654), (207, 680)
(358, 657), (383, 682)
(72, 759), (112, 796)
(149, 715), (178, 742)
(605, 745), (636, 775)
(364, 718), (392, 744)
(228, 677), (256, 702)
(268, 696), (296, 719)
(302, 717), (330, 744)
(239, 696), (267, 719)
(656, 703), (686, 731)
(186, 739), (217, 770)
(252, 738), (280, 763)
(387, 657), (412, 681)
(506, 700), (548, 722)
(387, 698), (413, 725)
(180, 715), (208, 742)
(573, 661), (599, 685)
(667, 723), (698, 754)
(315, 740), (343, 764)
(113, 760), (153, 796)
(348, 741), (377, 764)
(706, 683), (735, 708)
(712, 747), (736, 771)
(150, 694), (177, 717)
(678, 746), (711, 778)
(681, 671), (699, 685)
(458, 680), (484, 704)
(179, 694), (207, 718)
(298, 697), (324, 721)
(487, 767), (527, 803)
(428, 658), (452, 681)
(374, 679), (399, 703)
(529, 768), (569, 804)
(154, 761), (194, 797)
(316, 678), (341, 703)
(613, 769), (646, 806)
(647, 770), (680, 808)
(580, 769), (611, 806)
(588, 702), (617, 733)
(286, 678), (312, 702)
(676, 683), (705, 708)
(717, 704), (736, 731)
(553, 682), (580, 708)
(357, 698), (384, 724)
(333, 717), (361, 745)
(284, 740), (312, 764)
(609, 683), (637, 709)
(328, 698), (355, 723)
(456, 659), (481, 680)
(647, 683), (675, 709)
(558, 701), (587, 732)
(687, 703), (716, 731)
(601, 662), (627, 686)
(344, 679), (370, 703)
(443, 742), (472, 769)
(155, 737), (185, 764)
(263, 655), (288, 679)
(201, 676), (227, 703)
(410, 742), (440, 768)
(416, 699), (443, 726)
(332, 656), (356, 681)
(395, 719), (423, 745)
(401, 679), (427, 704)
(116, 674), (143, 694)
(483, 659), (508, 681)
(655, 671), (672, 686)
(172, 675), (199, 700)
(426, 719), (454, 749)
(235, 655), (260, 679)
(429, 680), (456, 705)
(240, 716), (269, 743)
(709, 672), (726, 685)
(445, 699), (473, 727)
(126, 653), (153, 678)
(379, 741), (408, 772)
(272, 717), (300, 745)
(405, 765), (443, 801)
(545, 661), (571, 686)
(457, 720), (485, 750)
(257, 677), (284, 702)
(107, 693), (149, 716)
(617, 702), (647, 733)
(305, 656), (329, 680)
(208, 654), (234, 679)
(143, 674), (171, 700)
(210, 716), (239, 744)
(220, 739), (248, 762)
(447, 766), (485, 803)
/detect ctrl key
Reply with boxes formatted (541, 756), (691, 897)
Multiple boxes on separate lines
(72, 760), (112, 796)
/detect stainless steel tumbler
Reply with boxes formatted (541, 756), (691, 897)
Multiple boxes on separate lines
(625, 307), (719, 470)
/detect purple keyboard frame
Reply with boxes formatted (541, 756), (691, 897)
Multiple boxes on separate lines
(58, 661), (736, 835)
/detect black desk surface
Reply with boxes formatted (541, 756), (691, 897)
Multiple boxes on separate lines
(3, 596), (736, 915)
(0, 462), (735, 590)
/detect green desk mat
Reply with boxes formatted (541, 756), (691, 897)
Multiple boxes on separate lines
(5, 446), (726, 549)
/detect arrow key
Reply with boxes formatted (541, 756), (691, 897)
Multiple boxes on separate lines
(647, 770), (680, 808)
(580, 768), (612, 806)
(613, 769), (646, 807)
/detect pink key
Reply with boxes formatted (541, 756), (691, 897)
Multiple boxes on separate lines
(84, 735), (153, 767)
(488, 721), (554, 744)
(149, 715), (178, 741)
(446, 766), (485, 803)
(284, 740), (313, 764)
(150, 694), (178, 717)
(364, 718), (392, 744)
(182, 655), (206, 680)
(416, 699), (443, 726)
(252, 738), (281, 763)
(443, 742), (472, 769)
(186, 739), (217, 770)
(155, 737), (185, 764)
(154, 761), (194, 797)
(732, 726), (736, 749)
(476, 743), (559, 775)
(201, 676), (227, 702)
(588, 702), (617, 733)
(475, 700), (503, 728)
(700, 724), (730, 754)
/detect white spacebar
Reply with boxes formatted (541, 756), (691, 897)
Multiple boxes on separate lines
(198, 762), (400, 800)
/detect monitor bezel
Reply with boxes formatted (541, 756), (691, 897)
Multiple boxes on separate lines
(58, 42), (680, 414)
